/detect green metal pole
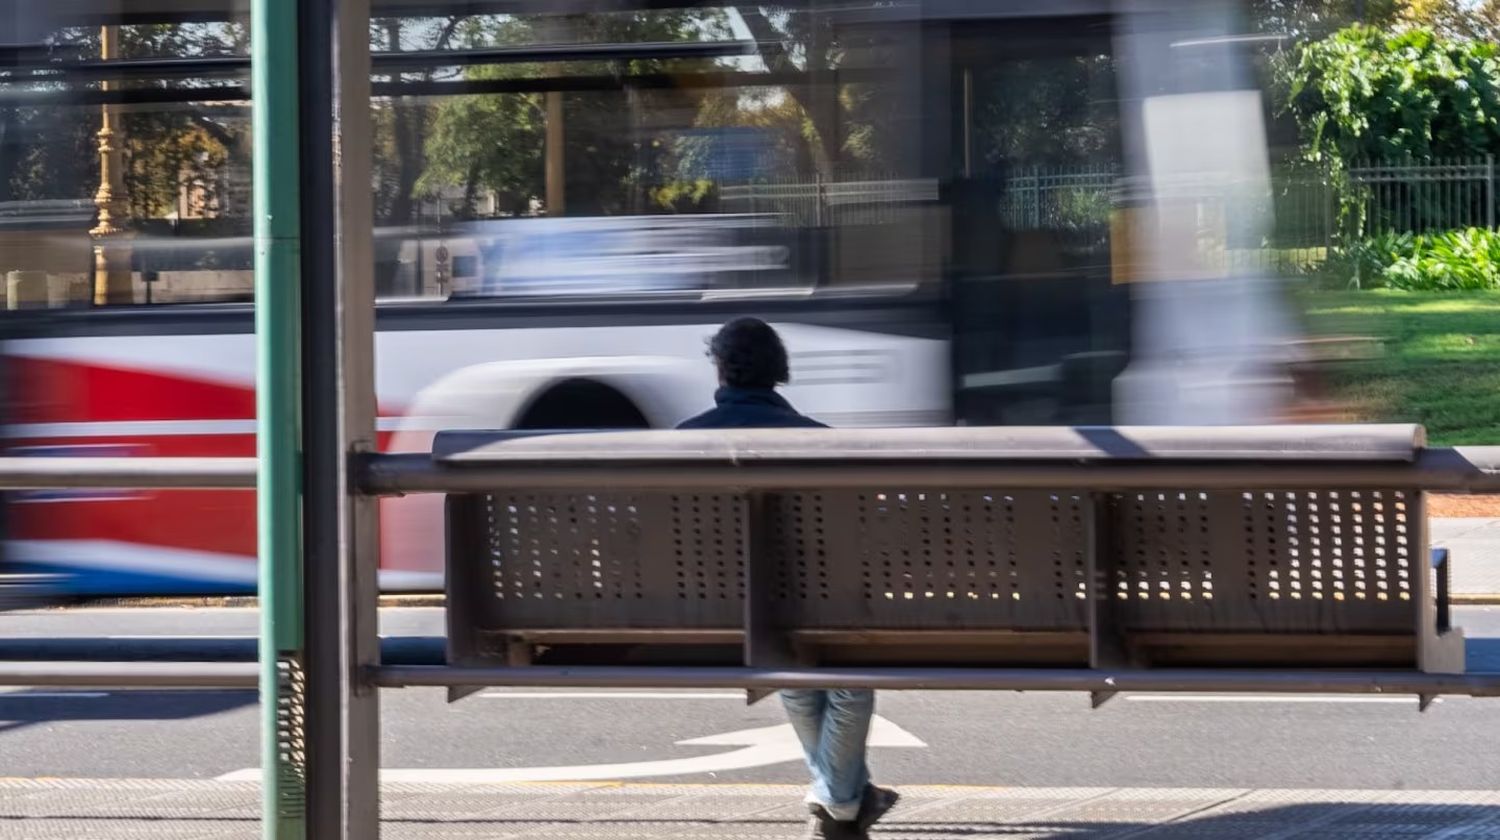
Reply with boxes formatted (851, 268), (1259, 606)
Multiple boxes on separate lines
(251, 0), (306, 838)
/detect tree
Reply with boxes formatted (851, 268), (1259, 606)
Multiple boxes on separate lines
(2, 22), (249, 225)
(418, 11), (732, 218)
(1284, 25), (1500, 166)
(416, 70), (545, 218)
(1247, 0), (1404, 37)
(1282, 24), (1500, 240)
(1400, 0), (1500, 41)
(735, 7), (842, 176)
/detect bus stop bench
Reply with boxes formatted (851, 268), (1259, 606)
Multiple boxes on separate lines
(434, 425), (1464, 694)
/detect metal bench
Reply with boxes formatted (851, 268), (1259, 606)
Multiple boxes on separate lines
(433, 425), (1466, 704)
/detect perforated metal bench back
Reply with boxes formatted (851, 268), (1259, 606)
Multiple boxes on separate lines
(455, 486), (1421, 636)
(1113, 489), (1419, 634)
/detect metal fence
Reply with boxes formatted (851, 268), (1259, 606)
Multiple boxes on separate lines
(717, 158), (1498, 273)
(719, 175), (940, 226)
(1349, 156), (1497, 235)
(996, 165), (1117, 232)
(739, 156), (1488, 224)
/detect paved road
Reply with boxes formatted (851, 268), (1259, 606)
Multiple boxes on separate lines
(0, 606), (1497, 789)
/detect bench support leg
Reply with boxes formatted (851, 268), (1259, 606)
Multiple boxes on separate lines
(1088, 495), (1129, 670)
(744, 492), (794, 705)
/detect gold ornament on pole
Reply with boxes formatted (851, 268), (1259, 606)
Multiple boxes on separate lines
(90, 25), (134, 306)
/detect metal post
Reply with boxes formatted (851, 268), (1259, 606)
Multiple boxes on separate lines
(1030, 165), (1040, 229)
(332, 0), (382, 834)
(296, 0), (339, 836)
(289, 0), (379, 834)
(545, 92), (565, 215)
(251, 0), (306, 837)
(1487, 154), (1494, 231)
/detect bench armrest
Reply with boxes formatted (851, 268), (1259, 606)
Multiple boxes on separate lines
(1432, 547), (1452, 634)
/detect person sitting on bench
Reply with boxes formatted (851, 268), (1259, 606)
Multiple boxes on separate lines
(679, 317), (899, 839)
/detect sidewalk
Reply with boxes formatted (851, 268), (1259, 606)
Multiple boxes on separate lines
(2, 780), (1500, 839)
(1432, 517), (1500, 601)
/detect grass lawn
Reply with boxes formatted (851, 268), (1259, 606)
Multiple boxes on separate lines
(1298, 290), (1500, 445)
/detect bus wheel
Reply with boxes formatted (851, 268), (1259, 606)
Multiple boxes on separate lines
(515, 379), (649, 430)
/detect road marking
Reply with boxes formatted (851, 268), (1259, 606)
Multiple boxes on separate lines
(217, 715), (925, 784)
(480, 691), (743, 700)
(1124, 694), (1428, 705)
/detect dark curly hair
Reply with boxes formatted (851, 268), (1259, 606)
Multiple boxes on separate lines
(708, 317), (790, 389)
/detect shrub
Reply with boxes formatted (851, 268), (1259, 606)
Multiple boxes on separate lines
(1323, 228), (1500, 290)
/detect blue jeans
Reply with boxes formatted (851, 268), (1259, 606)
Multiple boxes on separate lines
(780, 688), (874, 821)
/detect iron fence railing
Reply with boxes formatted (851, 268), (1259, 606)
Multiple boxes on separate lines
(715, 157), (1497, 273)
(719, 175), (939, 226)
(996, 165), (1117, 231)
(1349, 156), (1497, 235)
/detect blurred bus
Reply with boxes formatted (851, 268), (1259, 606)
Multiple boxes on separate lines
(0, 0), (1294, 594)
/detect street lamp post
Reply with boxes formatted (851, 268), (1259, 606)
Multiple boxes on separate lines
(90, 24), (134, 306)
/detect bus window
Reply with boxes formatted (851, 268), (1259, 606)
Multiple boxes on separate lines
(946, 19), (1128, 425)
(373, 6), (939, 302)
(0, 16), (252, 308)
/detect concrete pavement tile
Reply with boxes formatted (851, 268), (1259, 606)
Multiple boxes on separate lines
(884, 787), (1120, 825)
(1430, 519), (1500, 542)
(1038, 788), (1247, 829)
(0, 817), (252, 840)
(714, 801), (809, 823)
(478, 795), (695, 823)
(620, 792), (798, 822)
(386, 792), (542, 820)
(110, 788), (261, 819)
(877, 823), (1119, 839)
(6, 782), (1500, 837)
(503, 822), (735, 838)
(0, 787), (178, 818)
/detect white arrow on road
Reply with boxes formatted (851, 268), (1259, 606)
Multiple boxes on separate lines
(217, 716), (924, 784)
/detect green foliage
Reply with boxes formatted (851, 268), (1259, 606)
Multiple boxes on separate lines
(418, 12), (731, 218)
(1323, 227), (1500, 289)
(1, 23), (246, 220)
(416, 75), (546, 217)
(970, 54), (1117, 170)
(1280, 25), (1500, 245)
(1284, 25), (1500, 167)
(1248, 0), (1405, 39)
(649, 179), (717, 213)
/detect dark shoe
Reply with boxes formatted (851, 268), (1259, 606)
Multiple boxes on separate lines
(804, 806), (868, 840)
(854, 785), (900, 831)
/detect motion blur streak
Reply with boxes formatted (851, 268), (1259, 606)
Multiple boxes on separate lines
(0, 0), (1307, 597)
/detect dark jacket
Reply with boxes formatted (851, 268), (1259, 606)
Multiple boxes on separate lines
(676, 386), (827, 429)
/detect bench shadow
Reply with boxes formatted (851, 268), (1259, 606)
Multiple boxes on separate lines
(875, 799), (1500, 837)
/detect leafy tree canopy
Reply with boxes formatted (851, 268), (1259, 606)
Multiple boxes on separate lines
(1283, 24), (1500, 167)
